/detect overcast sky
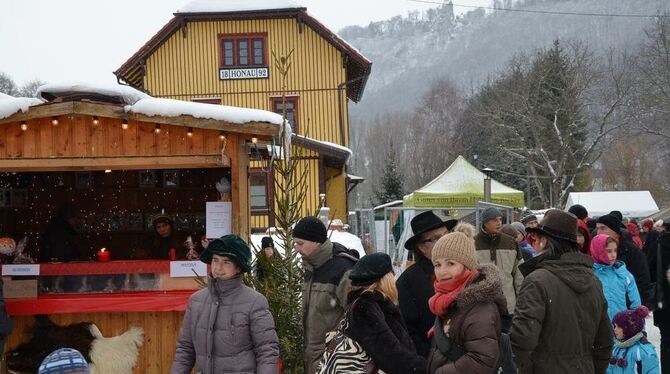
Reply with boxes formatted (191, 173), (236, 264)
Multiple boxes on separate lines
(0, 0), (490, 87)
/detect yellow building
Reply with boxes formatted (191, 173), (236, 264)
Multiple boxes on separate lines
(114, 1), (371, 232)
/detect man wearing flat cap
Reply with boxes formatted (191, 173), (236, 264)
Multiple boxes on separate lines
(475, 207), (523, 317)
(396, 211), (457, 357)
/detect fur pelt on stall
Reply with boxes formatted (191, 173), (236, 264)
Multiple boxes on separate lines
(88, 325), (144, 374)
(6, 316), (144, 374)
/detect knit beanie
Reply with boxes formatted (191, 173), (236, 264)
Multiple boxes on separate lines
(511, 222), (527, 237)
(589, 234), (613, 265)
(200, 235), (252, 272)
(293, 216), (328, 244)
(597, 214), (622, 235)
(521, 214), (538, 225)
(261, 236), (274, 249)
(568, 204), (589, 220)
(501, 224), (518, 239)
(349, 252), (392, 286)
(610, 210), (624, 222)
(38, 348), (90, 374)
(432, 223), (477, 270)
(481, 207), (502, 225)
(642, 219), (654, 232)
(613, 305), (650, 340)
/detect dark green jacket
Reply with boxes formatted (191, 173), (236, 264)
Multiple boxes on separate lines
(511, 252), (613, 374)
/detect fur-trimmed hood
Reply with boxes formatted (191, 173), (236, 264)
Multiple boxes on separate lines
(456, 264), (506, 313)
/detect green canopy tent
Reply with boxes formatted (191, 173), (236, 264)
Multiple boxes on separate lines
(403, 156), (525, 208)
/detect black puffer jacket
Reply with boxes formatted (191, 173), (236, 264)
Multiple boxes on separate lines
(648, 232), (670, 327)
(345, 289), (426, 374)
(397, 255), (435, 357)
(619, 229), (653, 308)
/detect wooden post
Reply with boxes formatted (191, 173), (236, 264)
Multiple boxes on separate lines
(230, 134), (250, 240)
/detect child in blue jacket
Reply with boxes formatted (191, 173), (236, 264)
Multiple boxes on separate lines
(591, 234), (641, 320)
(608, 306), (659, 374)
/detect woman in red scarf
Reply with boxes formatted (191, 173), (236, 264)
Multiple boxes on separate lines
(426, 224), (507, 374)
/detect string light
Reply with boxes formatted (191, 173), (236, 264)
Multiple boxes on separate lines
(154, 124), (161, 133)
(121, 119), (129, 130)
(51, 117), (59, 126)
(187, 127), (193, 137)
(20, 122), (27, 131)
(219, 131), (226, 141)
(92, 116), (99, 126)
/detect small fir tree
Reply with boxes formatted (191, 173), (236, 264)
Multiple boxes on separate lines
(375, 141), (405, 205)
(246, 49), (309, 374)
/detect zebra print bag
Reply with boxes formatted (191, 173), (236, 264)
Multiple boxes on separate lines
(316, 300), (381, 374)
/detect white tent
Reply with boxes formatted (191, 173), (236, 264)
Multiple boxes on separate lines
(564, 191), (660, 218)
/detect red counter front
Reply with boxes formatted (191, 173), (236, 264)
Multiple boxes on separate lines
(4, 260), (205, 315)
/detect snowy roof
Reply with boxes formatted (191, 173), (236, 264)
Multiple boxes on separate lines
(0, 93), (44, 120)
(37, 82), (149, 105)
(177, 0), (303, 14)
(127, 97), (284, 125)
(33, 81), (284, 126)
(565, 191), (659, 218)
(292, 134), (352, 155)
(374, 200), (403, 210)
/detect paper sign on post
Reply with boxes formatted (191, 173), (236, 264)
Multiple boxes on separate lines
(2, 264), (40, 276)
(170, 261), (207, 278)
(206, 201), (232, 239)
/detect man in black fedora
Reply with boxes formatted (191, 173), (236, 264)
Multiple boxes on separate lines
(396, 210), (457, 357)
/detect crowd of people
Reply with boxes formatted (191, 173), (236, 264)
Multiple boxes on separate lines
(24, 206), (670, 374)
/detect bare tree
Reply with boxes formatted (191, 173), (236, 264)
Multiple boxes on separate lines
(0, 72), (18, 96)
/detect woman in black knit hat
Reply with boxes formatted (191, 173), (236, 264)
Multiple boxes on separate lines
(319, 252), (425, 373)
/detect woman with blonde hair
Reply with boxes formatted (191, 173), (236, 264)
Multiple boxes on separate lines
(333, 252), (426, 373)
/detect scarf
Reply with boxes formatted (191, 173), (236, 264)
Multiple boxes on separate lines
(615, 332), (644, 349)
(428, 269), (478, 317)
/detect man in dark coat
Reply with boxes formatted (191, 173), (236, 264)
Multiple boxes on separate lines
(512, 210), (613, 374)
(647, 231), (670, 373)
(396, 211), (456, 358)
(596, 214), (653, 307)
(40, 203), (81, 262)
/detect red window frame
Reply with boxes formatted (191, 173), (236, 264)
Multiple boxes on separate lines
(271, 96), (299, 133)
(218, 33), (268, 68)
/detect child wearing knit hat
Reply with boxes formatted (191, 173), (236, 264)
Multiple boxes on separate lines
(609, 306), (659, 373)
(590, 234), (641, 321)
(427, 223), (510, 373)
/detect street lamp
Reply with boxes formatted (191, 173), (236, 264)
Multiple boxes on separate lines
(482, 167), (494, 203)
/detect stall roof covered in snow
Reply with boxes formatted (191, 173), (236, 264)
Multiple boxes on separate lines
(32, 82), (284, 126)
(177, 0), (303, 13)
(0, 93), (44, 120)
(564, 191), (659, 218)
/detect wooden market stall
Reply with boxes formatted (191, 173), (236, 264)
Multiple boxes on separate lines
(0, 84), (282, 373)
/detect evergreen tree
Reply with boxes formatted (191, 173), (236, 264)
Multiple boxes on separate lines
(375, 141), (405, 205)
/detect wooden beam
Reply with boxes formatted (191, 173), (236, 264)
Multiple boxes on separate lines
(0, 155), (228, 171)
(0, 102), (279, 136)
(230, 134), (250, 239)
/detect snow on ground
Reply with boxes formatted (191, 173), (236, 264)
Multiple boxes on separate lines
(177, 0), (302, 14)
(647, 314), (661, 353)
(0, 94), (44, 120)
(250, 230), (364, 260)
